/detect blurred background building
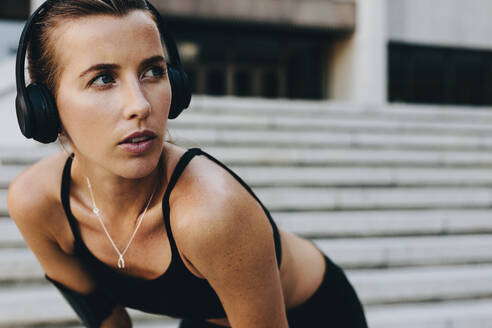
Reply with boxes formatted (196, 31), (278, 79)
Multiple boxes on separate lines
(2, 1), (492, 328)
(6, 0), (492, 106)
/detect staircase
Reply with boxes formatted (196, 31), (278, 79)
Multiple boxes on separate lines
(2, 95), (492, 327)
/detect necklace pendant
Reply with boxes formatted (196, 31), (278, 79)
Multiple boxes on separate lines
(86, 176), (156, 272)
(118, 256), (125, 269)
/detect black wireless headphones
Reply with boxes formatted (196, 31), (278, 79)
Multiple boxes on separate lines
(15, 0), (191, 144)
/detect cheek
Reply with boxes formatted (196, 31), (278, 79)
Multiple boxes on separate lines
(57, 87), (119, 143)
(148, 82), (172, 119)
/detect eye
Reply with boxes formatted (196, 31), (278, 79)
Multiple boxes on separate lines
(142, 66), (166, 80)
(90, 73), (116, 87)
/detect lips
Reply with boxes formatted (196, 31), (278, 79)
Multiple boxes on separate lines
(119, 130), (157, 145)
(118, 130), (157, 154)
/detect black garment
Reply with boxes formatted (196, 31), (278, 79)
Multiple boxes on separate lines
(179, 255), (368, 328)
(58, 147), (282, 320)
(44, 274), (116, 328)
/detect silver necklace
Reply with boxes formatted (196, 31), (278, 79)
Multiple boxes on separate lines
(85, 177), (156, 269)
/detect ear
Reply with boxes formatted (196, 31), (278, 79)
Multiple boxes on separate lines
(58, 128), (68, 141)
(58, 130), (74, 157)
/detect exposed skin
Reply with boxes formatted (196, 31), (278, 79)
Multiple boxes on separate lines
(7, 11), (326, 328)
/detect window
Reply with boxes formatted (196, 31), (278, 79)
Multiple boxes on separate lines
(0, 0), (30, 20)
(389, 42), (492, 106)
(167, 18), (326, 100)
(234, 70), (253, 97)
(206, 68), (225, 96)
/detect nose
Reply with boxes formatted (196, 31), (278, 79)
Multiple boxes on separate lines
(123, 78), (151, 120)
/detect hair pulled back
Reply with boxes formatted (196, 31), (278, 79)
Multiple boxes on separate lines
(27, 0), (157, 96)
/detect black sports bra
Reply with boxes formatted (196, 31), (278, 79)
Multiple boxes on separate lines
(60, 147), (282, 319)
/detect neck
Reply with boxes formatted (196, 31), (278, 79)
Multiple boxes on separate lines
(70, 153), (166, 222)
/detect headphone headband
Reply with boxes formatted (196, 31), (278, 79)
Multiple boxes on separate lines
(16, 2), (47, 98)
(145, 2), (183, 68)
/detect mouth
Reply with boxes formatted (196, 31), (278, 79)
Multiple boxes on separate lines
(118, 130), (157, 154)
(119, 130), (157, 145)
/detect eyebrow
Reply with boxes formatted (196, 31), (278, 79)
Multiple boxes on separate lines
(78, 55), (166, 78)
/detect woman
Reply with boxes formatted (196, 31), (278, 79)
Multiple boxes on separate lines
(7, 1), (368, 327)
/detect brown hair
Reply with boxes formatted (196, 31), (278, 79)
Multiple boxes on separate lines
(27, 0), (157, 97)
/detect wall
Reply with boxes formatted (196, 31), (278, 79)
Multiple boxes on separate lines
(327, 0), (387, 105)
(388, 0), (492, 49)
(154, 0), (356, 31)
(30, 0), (43, 13)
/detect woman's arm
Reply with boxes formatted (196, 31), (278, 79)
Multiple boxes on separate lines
(173, 182), (289, 328)
(7, 171), (131, 328)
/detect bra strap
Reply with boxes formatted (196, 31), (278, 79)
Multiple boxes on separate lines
(162, 147), (282, 268)
(60, 156), (84, 247)
(162, 148), (203, 260)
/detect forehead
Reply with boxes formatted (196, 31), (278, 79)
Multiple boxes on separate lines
(54, 10), (163, 70)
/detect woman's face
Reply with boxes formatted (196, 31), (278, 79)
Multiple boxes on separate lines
(54, 10), (171, 178)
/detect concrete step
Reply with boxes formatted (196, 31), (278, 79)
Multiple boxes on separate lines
(2, 235), (492, 284)
(2, 96), (492, 328)
(175, 111), (492, 136)
(365, 298), (492, 328)
(4, 145), (492, 168)
(348, 264), (492, 305)
(171, 127), (492, 151)
(3, 209), (492, 249)
(3, 128), (492, 164)
(274, 209), (492, 237)
(0, 57), (15, 96)
(0, 218), (23, 247)
(0, 165), (23, 188)
(0, 190), (6, 216)
(202, 146), (492, 167)
(190, 96), (492, 124)
(1, 264), (491, 327)
(316, 234), (492, 269)
(3, 96), (492, 150)
(5, 165), (492, 190)
(0, 248), (43, 283)
(2, 186), (492, 216)
(231, 166), (492, 187)
(254, 186), (492, 211)
(0, 145), (57, 165)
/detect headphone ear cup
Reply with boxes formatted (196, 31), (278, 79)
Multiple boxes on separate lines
(25, 83), (60, 144)
(167, 65), (191, 119)
(16, 92), (34, 139)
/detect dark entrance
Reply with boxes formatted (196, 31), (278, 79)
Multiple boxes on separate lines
(389, 41), (492, 106)
(0, 0), (29, 20)
(165, 17), (334, 100)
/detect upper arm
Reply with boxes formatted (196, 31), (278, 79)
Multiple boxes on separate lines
(7, 165), (95, 293)
(7, 165), (131, 327)
(175, 183), (288, 328)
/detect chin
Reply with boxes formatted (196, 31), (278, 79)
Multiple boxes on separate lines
(116, 146), (164, 180)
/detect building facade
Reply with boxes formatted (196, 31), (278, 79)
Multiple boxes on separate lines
(12, 0), (492, 106)
(153, 0), (355, 100)
(387, 0), (492, 106)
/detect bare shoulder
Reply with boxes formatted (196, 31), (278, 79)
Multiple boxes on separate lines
(7, 151), (69, 236)
(169, 150), (274, 269)
(168, 151), (287, 326)
(170, 150), (262, 231)
(7, 151), (106, 293)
